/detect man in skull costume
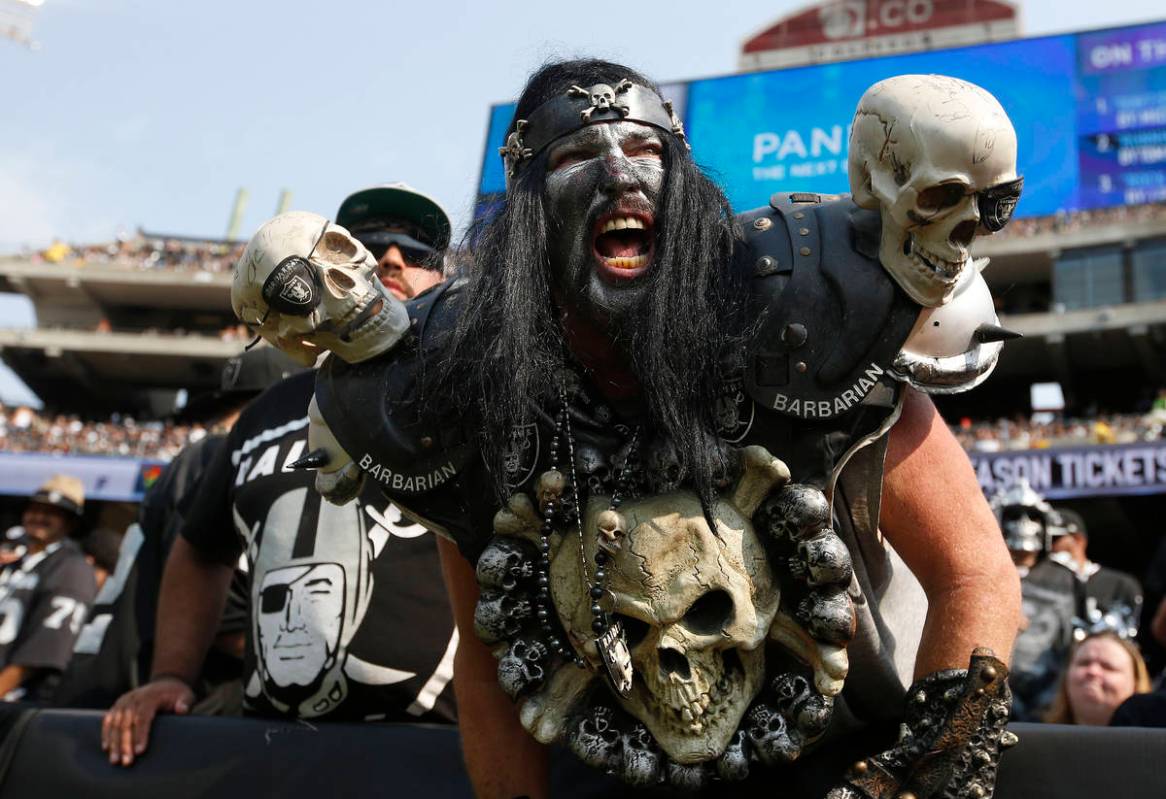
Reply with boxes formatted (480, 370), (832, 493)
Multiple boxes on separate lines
(234, 61), (1022, 797)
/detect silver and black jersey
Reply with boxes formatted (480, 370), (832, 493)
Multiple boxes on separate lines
(0, 538), (97, 701)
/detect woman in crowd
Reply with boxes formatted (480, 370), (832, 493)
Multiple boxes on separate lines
(1045, 632), (1152, 725)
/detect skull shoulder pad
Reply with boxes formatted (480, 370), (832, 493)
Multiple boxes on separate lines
(738, 196), (918, 421)
(314, 277), (476, 501)
(732, 197), (921, 484)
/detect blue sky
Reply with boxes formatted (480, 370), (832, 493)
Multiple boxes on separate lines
(1, 0), (1163, 404)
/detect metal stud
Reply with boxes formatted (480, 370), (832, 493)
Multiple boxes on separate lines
(851, 760), (868, 775)
(755, 255), (778, 276)
(799, 227), (810, 236)
(793, 212), (805, 220)
(982, 666), (998, 683)
(420, 435), (433, 448)
(799, 246), (811, 256)
(795, 361), (808, 373)
(753, 217), (772, 231)
(781, 323), (807, 348)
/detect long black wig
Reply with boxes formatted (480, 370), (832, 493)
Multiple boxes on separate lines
(425, 58), (746, 500)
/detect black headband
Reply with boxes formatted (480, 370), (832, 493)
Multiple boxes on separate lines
(499, 79), (689, 179)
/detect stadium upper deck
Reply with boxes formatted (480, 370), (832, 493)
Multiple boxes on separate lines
(0, 234), (242, 414)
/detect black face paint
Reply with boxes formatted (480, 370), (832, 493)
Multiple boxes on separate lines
(262, 255), (321, 316)
(544, 121), (664, 326)
(978, 176), (1024, 233)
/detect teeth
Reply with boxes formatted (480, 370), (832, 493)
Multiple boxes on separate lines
(909, 238), (964, 281)
(600, 216), (646, 234)
(603, 254), (649, 270)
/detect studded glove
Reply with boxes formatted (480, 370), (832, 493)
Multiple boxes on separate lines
(827, 648), (1019, 799)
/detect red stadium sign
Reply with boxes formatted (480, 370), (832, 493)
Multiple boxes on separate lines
(740, 0), (1019, 70)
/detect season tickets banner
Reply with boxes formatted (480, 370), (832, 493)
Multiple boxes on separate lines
(0, 453), (169, 502)
(477, 19), (1166, 217)
(969, 441), (1166, 499)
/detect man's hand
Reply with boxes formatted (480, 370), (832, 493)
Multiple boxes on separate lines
(827, 649), (1017, 799)
(101, 677), (194, 766)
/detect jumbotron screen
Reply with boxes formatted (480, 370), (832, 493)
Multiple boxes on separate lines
(477, 20), (1166, 218)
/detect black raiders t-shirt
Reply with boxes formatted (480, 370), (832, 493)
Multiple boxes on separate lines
(180, 370), (456, 722)
(0, 538), (97, 701)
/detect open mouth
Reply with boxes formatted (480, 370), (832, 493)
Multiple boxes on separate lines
(907, 236), (965, 283)
(337, 297), (385, 342)
(647, 649), (744, 737)
(592, 212), (655, 279)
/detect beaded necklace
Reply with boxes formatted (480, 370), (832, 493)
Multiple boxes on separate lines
(532, 385), (637, 696)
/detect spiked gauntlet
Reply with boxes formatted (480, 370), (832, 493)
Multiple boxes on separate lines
(827, 648), (1018, 799)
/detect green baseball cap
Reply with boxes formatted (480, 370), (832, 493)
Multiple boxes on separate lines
(336, 182), (452, 252)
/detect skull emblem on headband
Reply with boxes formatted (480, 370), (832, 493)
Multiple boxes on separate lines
(568, 79), (633, 122)
(848, 75), (1022, 307)
(232, 211), (409, 366)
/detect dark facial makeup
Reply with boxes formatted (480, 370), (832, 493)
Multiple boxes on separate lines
(544, 121), (665, 327)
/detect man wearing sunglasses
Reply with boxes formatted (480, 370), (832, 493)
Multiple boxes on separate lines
(336, 182), (450, 301)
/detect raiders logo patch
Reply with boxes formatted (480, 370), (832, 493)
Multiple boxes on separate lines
(262, 256), (320, 316)
(716, 374), (755, 444)
(978, 176), (1024, 233)
(502, 423), (539, 489)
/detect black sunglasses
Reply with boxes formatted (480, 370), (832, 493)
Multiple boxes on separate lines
(358, 233), (440, 269)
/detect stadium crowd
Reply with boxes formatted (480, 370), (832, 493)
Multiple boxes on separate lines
(2, 402), (1161, 462)
(5, 201), (1166, 277)
(995, 200), (1166, 238)
(954, 410), (1165, 452)
(0, 403), (222, 460)
(13, 235), (244, 274)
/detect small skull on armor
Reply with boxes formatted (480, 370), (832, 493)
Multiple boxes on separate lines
(476, 537), (537, 593)
(567, 705), (623, 772)
(474, 588), (534, 644)
(497, 638), (550, 700)
(745, 704), (800, 767)
(620, 724), (664, 786)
